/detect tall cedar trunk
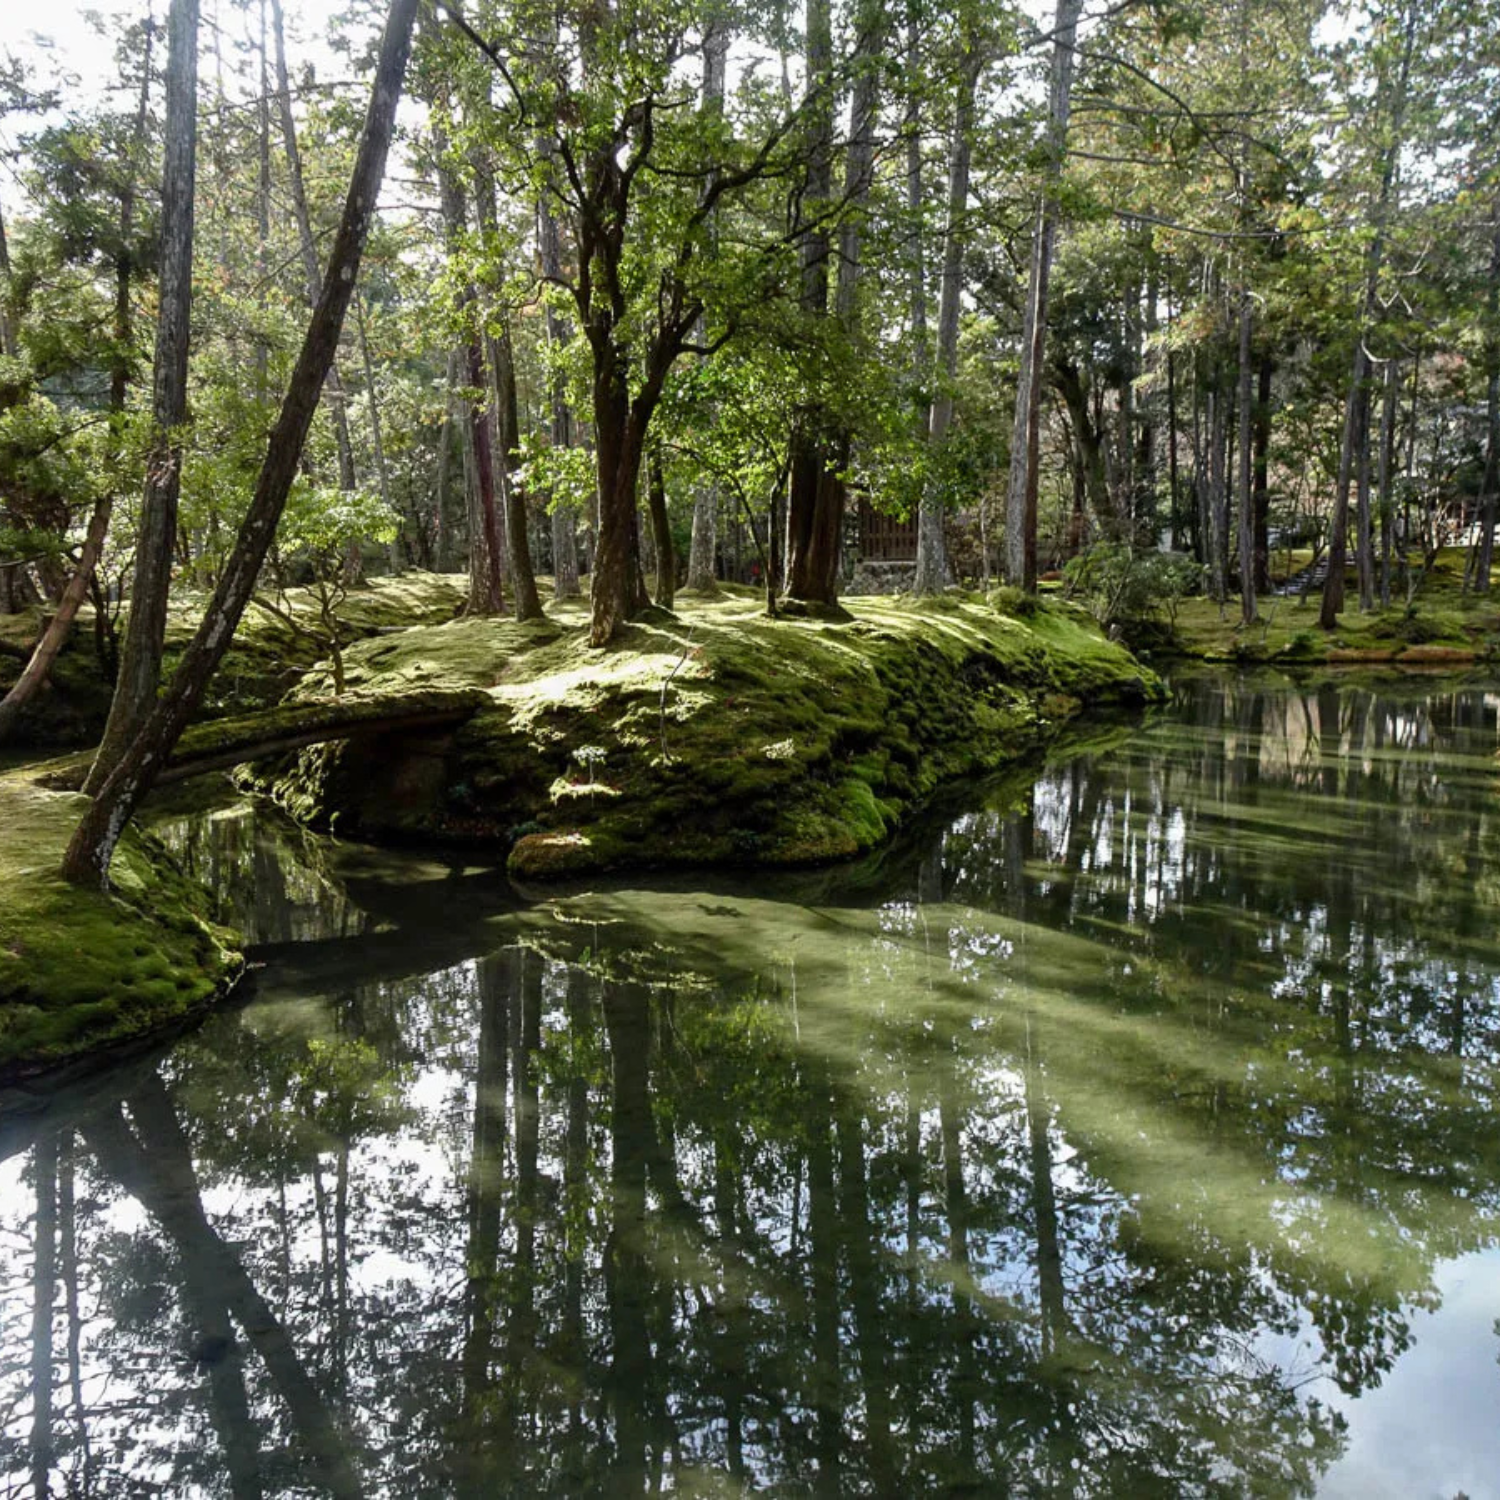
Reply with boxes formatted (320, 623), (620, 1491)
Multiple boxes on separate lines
(471, 160), (543, 618)
(270, 0), (359, 495)
(686, 18), (730, 593)
(1237, 289), (1256, 623)
(352, 290), (401, 572)
(1322, 4), (1416, 628)
(1004, 0), (1084, 590)
(906, 8), (929, 431)
(915, 37), (977, 594)
(0, 22), (155, 737)
(1208, 381), (1227, 602)
(1355, 380), (1374, 608)
(647, 451), (674, 607)
(1474, 201), (1500, 592)
(434, 349), (460, 571)
(62, 0), (419, 888)
(85, 0), (200, 795)
(831, 0), (885, 580)
(0, 199), (17, 359)
(1378, 357), (1399, 606)
(1252, 354), (1272, 590)
(536, 185), (581, 599)
(1167, 338), (1181, 549)
(784, 0), (840, 605)
(494, 321), (544, 617)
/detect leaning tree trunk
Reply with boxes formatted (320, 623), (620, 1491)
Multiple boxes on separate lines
(62, 0), (420, 889)
(85, 0), (200, 795)
(914, 38), (977, 594)
(1004, 0), (1083, 591)
(0, 23), (154, 736)
(270, 0), (359, 495)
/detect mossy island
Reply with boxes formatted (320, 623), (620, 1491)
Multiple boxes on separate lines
(1, 577), (1159, 1075)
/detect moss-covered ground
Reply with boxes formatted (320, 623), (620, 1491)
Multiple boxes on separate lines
(0, 780), (242, 1078)
(255, 586), (1161, 880)
(1156, 550), (1500, 669)
(0, 571), (468, 747)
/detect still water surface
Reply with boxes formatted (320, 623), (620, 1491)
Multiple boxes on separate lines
(3, 673), (1500, 1497)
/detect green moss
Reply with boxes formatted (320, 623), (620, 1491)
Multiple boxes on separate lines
(0, 571), (471, 748)
(0, 781), (242, 1076)
(255, 590), (1160, 880)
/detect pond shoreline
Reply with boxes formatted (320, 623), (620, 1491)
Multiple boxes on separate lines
(2, 590), (1158, 1081)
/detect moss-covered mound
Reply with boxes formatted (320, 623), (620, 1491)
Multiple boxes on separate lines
(1156, 550), (1500, 668)
(256, 592), (1161, 880)
(0, 781), (242, 1077)
(0, 571), (467, 747)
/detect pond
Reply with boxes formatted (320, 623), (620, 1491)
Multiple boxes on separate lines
(3, 672), (1500, 1497)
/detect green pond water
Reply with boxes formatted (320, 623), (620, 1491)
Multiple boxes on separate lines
(3, 672), (1500, 1497)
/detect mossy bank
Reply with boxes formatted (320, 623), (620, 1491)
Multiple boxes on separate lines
(255, 590), (1162, 879)
(0, 781), (242, 1078)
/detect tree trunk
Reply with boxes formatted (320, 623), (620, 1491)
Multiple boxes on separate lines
(1252, 353), (1272, 590)
(471, 162), (544, 619)
(85, 0), (200, 795)
(1474, 202), (1500, 593)
(1378, 356), (1398, 607)
(63, 0), (419, 888)
(1322, 2), (1415, 628)
(1237, 288), (1256, 624)
(1004, 0), (1084, 590)
(353, 290), (400, 573)
(685, 18), (731, 595)
(647, 451), (675, 608)
(496, 324), (544, 618)
(915, 36), (977, 594)
(270, 0), (359, 495)
(784, 0), (841, 606)
(0, 496), (114, 743)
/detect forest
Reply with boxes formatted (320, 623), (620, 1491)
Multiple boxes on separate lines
(1, 0), (1497, 878)
(7, 3), (1500, 1492)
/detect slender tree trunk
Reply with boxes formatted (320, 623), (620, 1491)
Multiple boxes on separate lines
(63, 0), (419, 888)
(270, 0), (359, 496)
(0, 199), (18, 359)
(495, 323), (544, 617)
(471, 162), (543, 618)
(915, 36), (977, 594)
(1208, 380), (1227, 603)
(85, 0), (200, 794)
(1237, 288), (1256, 624)
(1322, 3), (1416, 628)
(353, 290), (401, 573)
(685, 18), (730, 594)
(647, 451), (675, 608)
(1474, 203), (1500, 593)
(1252, 353), (1272, 590)
(1378, 356), (1398, 607)
(0, 497), (114, 742)
(1005, 0), (1084, 590)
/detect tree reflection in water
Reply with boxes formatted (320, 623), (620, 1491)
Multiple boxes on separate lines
(3, 674), (1500, 1495)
